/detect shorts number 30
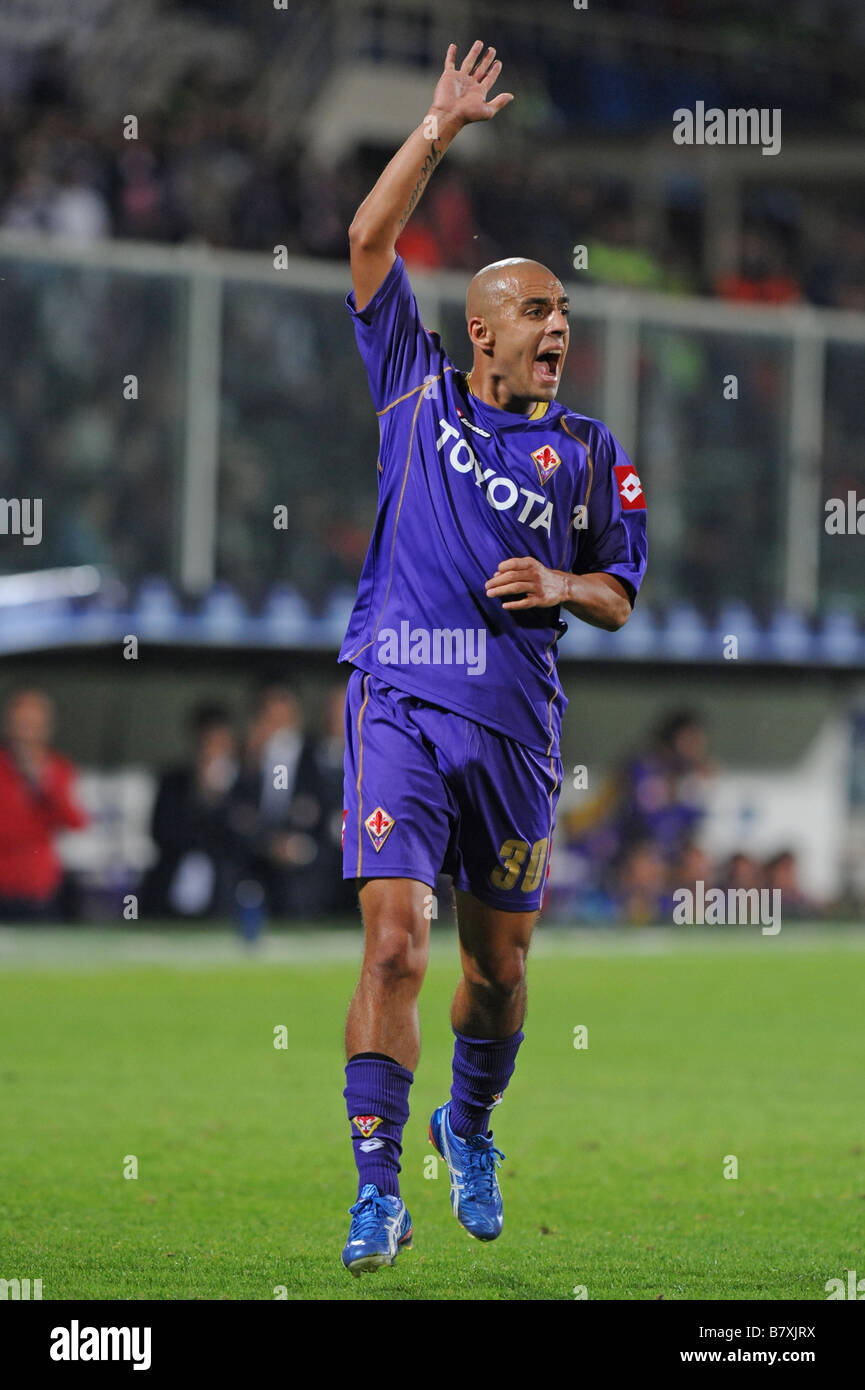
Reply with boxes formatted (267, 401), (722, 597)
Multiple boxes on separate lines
(489, 837), (549, 894)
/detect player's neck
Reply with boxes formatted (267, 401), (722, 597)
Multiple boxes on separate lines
(466, 369), (541, 417)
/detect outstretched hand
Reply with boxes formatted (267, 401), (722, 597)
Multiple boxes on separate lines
(430, 41), (514, 128)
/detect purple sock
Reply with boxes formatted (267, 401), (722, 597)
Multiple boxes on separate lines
(449, 1028), (524, 1138)
(344, 1053), (412, 1199)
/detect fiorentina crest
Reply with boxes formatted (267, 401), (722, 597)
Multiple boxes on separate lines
(351, 1115), (383, 1138)
(531, 443), (562, 485)
(364, 805), (395, 852)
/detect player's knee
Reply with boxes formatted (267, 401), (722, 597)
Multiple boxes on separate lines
(466, 949), (526, 1003)
(364, 926), (427, 990)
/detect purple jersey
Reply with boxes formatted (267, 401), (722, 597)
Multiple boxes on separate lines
(339, 255), (647, 756)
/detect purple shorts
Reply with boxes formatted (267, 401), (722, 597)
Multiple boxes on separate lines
(342, 669), (563, 912)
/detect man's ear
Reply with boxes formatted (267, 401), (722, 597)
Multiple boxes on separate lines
(467, 315), (495, 356)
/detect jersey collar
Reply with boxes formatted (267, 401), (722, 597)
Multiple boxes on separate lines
(465, 372), (555, 424)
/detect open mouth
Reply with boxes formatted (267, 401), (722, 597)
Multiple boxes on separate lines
(533, 349), (562, 385)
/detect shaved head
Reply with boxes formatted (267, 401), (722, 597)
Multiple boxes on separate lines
(464, 258), (570, 412)
(465, 258), (559, 323)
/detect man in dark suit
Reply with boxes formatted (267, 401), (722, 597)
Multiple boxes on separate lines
(228, 683), (329, 919)
(142, 703), (241, 918)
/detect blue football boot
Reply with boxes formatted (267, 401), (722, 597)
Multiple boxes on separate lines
(429, 1102), (505, 1242)
(341, 1183), (413, 1276)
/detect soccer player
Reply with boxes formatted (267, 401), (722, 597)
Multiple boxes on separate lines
(338, 41), (647, 1275)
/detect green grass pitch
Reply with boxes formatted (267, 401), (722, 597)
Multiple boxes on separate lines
(1, 926), (863, 1300)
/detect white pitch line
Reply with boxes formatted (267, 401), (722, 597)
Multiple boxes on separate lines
(0, 925), (863, 971)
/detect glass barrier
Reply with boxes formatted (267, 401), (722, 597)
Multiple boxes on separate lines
(636, 324), (792, 613)
(0, 256), (186, 584)
(1, 243), (863, 625)
(820, 341), (865, 611)
(218, 278), (379, 605)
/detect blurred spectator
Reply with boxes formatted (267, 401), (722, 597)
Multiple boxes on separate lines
(228, 683), (328, 917)
(615, 839), (670, 924)
(764, 848), (816, 919)
(670, 839), (715, 896)
(116, 143), (169, 241)
(45, 163), (110, 241)
(297, 158), (346, 258)
(313, 682), (356, 915)
(716, 228), (801, 305)
(670, 834), (717, 911)
(1, 168), (52, 232)
(141, 703), (241, 918)
(395, 210), (444, 270)
(586, 209), (667, 290)
(616, 710), (714, 861)
(552, 710), (715, 923)
(426, 172), (479, 270)
(805, 214), (865, 312)
(0, 689), (88, 920)
(722, 850), (763, 893)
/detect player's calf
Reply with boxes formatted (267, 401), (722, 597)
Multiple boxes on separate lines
(341, 878), (430, 1265)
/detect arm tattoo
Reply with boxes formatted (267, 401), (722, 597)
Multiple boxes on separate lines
(398, 139), (441, 231)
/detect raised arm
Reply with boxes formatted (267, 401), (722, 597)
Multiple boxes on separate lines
(348, 40), (513, 311)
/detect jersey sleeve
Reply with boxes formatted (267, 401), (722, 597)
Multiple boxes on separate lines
(345, 254), (438, 412)
(574, 426), (648, 604)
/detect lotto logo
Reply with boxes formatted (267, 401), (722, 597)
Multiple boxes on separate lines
(614, 463), (645, 510)
(365, 806), (395, 852)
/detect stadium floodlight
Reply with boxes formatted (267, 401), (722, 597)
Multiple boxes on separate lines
(0, 565), (102, 607)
